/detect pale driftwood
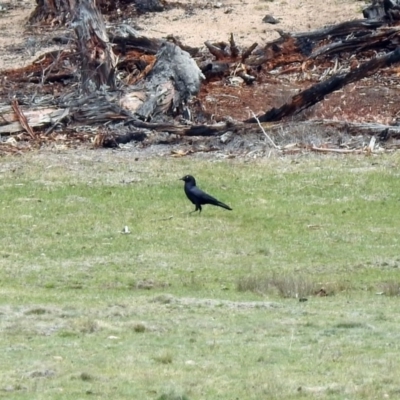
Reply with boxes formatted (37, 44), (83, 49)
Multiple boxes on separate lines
(0, 104), (68, 134)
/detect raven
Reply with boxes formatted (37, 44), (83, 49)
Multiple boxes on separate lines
(180, 175), (232, 213)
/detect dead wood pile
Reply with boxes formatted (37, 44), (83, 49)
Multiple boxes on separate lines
(2, 0), (400, 154)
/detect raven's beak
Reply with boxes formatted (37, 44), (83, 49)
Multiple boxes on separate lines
(179, 177), (184, 181)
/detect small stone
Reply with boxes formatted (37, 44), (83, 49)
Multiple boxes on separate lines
(262, 14), (280, 24)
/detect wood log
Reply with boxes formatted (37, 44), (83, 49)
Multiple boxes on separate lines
(246, 19), (385, 68)
(4, 94), (400, 146)
(309, 27), (400, 59)
(0, 104), (68, 134)
(291, 19), (385, 40)
(245, 47), (400, 123)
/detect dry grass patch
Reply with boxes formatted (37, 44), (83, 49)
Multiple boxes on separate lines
(72, 318), (100, 334)
(154, 350), (173, 364)
(131, 322), (147, 332)
(237, 272), (323, 298)
(379, 281), (400, 296)
(157, 390), (190, 400)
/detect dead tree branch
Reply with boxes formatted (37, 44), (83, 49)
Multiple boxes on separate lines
(245, 47), (400, 123)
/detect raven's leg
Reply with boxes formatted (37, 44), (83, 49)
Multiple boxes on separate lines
(190, 204), (201, 213)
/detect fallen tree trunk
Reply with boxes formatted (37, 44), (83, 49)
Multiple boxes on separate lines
(309, 27), (400, 59)
(291, 19), (385, 40)
(246, 19), (387, 68)
(245, 47), (400, 123)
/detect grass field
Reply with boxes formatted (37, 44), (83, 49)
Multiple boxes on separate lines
(1, 149), (400, 399)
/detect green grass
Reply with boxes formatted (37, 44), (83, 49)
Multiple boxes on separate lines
(1, 149), (400, 399)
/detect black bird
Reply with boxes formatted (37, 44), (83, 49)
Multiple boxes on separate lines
(180, 175), (232, 213)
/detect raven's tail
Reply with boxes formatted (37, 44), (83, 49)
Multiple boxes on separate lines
(216, 201), (232, 211)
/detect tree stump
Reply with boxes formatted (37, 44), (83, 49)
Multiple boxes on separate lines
(71, 0), (117, 93)
(29, 0), (74, 25)
(29, 0), (166, 25)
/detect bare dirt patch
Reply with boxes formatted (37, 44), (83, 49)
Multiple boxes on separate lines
(0, 0), (364, 71)
(0, 1), (34, 71)
(139, 0), (363, 48)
